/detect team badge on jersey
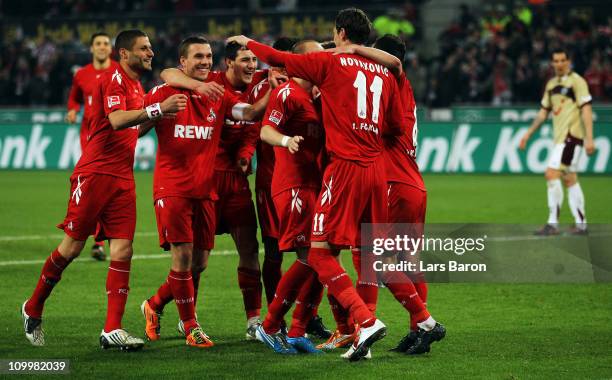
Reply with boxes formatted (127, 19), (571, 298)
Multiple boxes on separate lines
(269, 110), (283, 125)
(107, 96), (120, 108)
(207, 108), (217, 123)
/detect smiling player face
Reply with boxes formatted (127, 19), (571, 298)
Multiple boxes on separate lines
(90, 35), (112, 63)
(228, 49), (258, 85)
(126, 36), (154, 72)
(181, 43), (213, 81)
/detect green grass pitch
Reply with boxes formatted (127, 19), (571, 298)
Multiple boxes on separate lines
(0, 171), (611, 378)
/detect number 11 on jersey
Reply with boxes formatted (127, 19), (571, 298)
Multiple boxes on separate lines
(353, 70), (383, 124)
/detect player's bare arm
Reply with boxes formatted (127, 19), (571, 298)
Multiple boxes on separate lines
(108, 94), (187, 130)
(65, 109), (78, 124)
(226, 35), (253, 48)
(137, 119), (158, 137)
(329, 44), (402, 77)
(519, 108), (550, 150)
(260, 124), (303, 154)
(581, 104), (595, 155)
(160, 67), (225, 101)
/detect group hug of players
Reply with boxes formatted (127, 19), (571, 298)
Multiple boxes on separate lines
(20, 8), (445, 362)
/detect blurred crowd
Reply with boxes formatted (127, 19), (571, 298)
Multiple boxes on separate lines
(412, 2), (612, 106)
(0, 1), (610, 107)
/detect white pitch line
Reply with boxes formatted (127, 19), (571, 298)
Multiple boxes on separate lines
(0, 249), (247, 267)
(0, 231), (159, 242)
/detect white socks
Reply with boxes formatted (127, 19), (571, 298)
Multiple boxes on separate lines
(568, 182), (587, 229)
(547, 179), (563, 225)
(417, 316), (436, 331)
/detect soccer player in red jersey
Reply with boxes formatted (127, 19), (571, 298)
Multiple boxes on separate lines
(161, 43), (273, 338)
(139, 36), (271, 347)
(255, 40), (327, 354)
(21, 30), (186, 350)
(65, 32), (120, 261)
(250, 37), (293, 312)
(229, 8), (445, 361)
(332, 35), (443, 354)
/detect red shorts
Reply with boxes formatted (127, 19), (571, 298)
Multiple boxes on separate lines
(387, 182), (427, 224)
(214, 170), (257, 235)
(273, 187), (318, 252)
(57, 173), (136, 241)
(154, 196), (216, 251)
(256, 187), (279, 239)
(311, 158), (388, 248)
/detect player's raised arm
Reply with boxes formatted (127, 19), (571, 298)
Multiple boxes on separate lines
(227, 35), (328, 86)
(519, 107), (550, 150)
(160, 67), (225, 101)
(329, 44), (403, 78)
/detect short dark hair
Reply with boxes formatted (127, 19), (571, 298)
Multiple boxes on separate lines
(90, 32), (110, 46)
(115, 30), (148, 52)
(320, 41), (336, 49)
(551, 48), (570, 60)
(373, 34), (406, 62)
(179, 35), (209, 59)
(335, 8), (372, 45)
(273, 37), (298, 52)
(225, 41), (248, 61)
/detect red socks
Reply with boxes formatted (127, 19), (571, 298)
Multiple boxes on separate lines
(262, 260), (312, 334)
(410, 272), (428, 330)
(288, 270), (323, 338)
(327, 294), (353, 334)
(168, 270), (198, 334)
(237, 267), (262, 319)
(382, 271), (430, 326)
(104, 260), (131, 332)
(262, 257), (283, 306)
(148, 281), (173, 313)
(192, 269), (202, 306)
(352, 248), (379, 314)
(148, 268), (205, 314)
(25, 249), (70, 318)
(308, 247), (374, 326)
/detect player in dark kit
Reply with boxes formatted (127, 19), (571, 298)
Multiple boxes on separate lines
(66, 32), (120, 261)
(21, 30), (186, 350)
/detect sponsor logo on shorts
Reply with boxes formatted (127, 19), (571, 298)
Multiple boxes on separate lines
(269, 110), (283, 125)
(107, 95), (121, 108)
(321, 176), (333, 206)
(291, 188), (303, 214)
(71, 175), (85, 205)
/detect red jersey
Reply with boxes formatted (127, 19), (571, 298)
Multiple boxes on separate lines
(73, 64), (143, 180)
(384, 75), (425, 191)
(145, 83), (241, 200)
(249, 78), (275, 190)
(263, 79), (323, 196)
(67, 61), (121, 147)
(246, 42), (407, 165)
(206, 70), (268, 172)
